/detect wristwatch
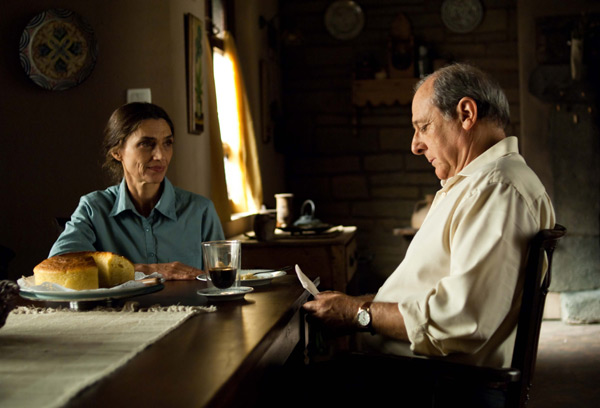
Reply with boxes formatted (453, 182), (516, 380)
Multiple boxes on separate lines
(356, 301), (373, 333)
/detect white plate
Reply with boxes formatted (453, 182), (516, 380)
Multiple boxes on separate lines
(18, 279), (164, 302)
(196, 270), (287, 287)
(196, 286), (254, 301)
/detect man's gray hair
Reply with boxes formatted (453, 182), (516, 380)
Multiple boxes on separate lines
(415, 63), (511, 130)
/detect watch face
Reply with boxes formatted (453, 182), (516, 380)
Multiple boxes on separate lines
(357, 309), (370, 327)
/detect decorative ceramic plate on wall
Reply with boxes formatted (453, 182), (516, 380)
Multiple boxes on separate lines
(441, 0), (484, 34)
(324, 0), (365, 40)
(19, 8), (98, 91)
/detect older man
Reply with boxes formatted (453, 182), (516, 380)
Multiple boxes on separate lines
(303, 63), (555, 369)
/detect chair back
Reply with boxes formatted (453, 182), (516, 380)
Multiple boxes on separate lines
(510, 224), (566, 407)
(0, 245), (15, 281)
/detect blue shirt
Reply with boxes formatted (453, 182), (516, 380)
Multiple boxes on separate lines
(49, 178), (225, 269)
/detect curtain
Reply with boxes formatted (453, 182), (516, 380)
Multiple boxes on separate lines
(222, 31), (263, 215)
(204, 30), (263, 223)
(204, 30), (230, 225)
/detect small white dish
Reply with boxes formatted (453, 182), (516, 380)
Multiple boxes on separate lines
(239, 270), (287, 286)
(196, 286), (254, 301)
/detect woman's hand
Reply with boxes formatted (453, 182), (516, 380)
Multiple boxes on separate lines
(134, 262), (203, 280)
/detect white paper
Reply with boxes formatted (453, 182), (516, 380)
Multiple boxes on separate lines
(295, 264), (319, 296)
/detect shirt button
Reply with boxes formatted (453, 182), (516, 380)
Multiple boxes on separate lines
(149, 252), (155, 257)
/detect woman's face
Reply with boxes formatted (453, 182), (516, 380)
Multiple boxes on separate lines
(113, 118), (174, 189)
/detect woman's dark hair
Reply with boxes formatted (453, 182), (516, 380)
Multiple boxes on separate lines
(102, 102), (174, 182)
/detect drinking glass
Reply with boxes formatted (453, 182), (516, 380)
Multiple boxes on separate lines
(202, 240), (241, 291)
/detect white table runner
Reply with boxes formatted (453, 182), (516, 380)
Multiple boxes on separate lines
(0, 304), (214, 408)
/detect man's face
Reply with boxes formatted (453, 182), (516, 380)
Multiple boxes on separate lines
(411, 78), (464, 181)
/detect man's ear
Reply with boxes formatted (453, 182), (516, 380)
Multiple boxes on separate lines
(456, 97), (477, 131)
(111, 150), (121, 162)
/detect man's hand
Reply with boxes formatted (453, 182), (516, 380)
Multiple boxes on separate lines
(303, 293), (408, 340)
(302, 291), (364, 333)
(134, 262), (203, 280)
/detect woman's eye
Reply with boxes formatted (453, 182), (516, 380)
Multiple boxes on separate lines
(420, 124), (429, 132)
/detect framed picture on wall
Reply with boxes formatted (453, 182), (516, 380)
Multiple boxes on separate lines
(185, 13), (203, 134)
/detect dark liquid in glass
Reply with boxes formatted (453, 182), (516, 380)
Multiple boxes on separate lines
(209, 267), (237, 289)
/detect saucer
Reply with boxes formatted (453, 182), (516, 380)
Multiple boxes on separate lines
(196, 286), (253, 301)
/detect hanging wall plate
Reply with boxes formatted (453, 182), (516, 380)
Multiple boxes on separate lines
(441, 0), (484, 34)
(324, 1), (365, 40)
(19, 8), (98, 91)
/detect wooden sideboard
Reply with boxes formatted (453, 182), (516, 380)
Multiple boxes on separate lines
(232, 226), (358, 293)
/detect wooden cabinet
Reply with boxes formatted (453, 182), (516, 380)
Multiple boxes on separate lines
(352, 78), (418, 106)
(233, 226), (358, 292)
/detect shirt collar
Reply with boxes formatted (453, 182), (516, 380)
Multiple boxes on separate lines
(440, 136), (519, 189)
(110, 177), (177, 221)
(154, 178), (177, 220)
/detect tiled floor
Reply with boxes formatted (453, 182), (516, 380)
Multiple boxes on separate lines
(528, 319), (600, 407)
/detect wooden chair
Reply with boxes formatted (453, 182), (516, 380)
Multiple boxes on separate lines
(309, 224), (566, 408)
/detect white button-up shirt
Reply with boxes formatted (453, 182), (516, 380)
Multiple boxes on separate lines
(373, 137), (555, 367)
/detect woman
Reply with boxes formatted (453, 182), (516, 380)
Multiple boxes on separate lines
(49, 102), (225, 279)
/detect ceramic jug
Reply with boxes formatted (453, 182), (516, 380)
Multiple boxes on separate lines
(410, 194), (434, 229)
(274, 193), (294, 228)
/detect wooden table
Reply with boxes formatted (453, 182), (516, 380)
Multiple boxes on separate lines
(23, 275), (311, 408)
(232, 226), (358, 293)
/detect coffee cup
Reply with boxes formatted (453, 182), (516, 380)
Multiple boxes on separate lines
(201, 240), (241, 291)
(253, 213), (276, 241)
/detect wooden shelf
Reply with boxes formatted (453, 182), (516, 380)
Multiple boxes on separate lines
(232, 226), (358, 292)
(352, 78), (419, 107)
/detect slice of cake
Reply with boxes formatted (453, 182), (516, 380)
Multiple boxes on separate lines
(90, 252), (135, 288)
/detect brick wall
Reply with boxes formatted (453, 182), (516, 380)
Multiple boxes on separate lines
(278, 0), (519, 292)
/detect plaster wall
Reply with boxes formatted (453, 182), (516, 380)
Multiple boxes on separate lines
(518, 0), (600, 322)
(0, 0), (284, 279)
